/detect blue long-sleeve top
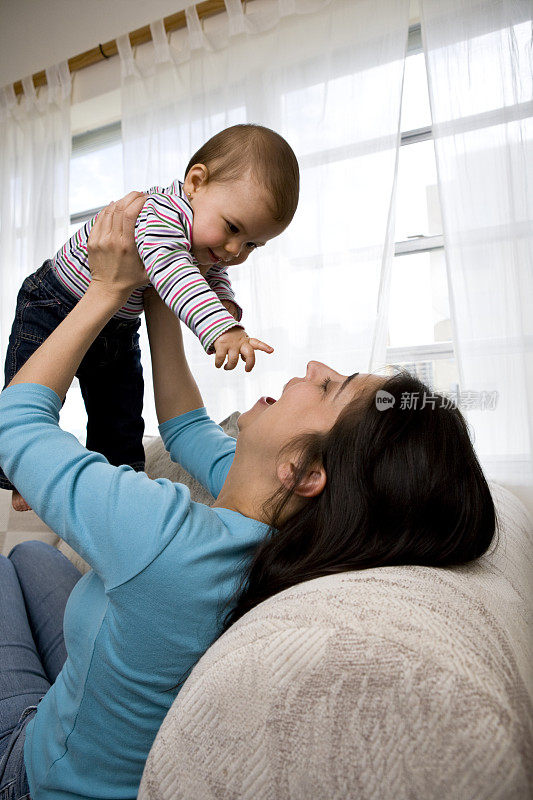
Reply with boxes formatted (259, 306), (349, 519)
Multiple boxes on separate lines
(0, 383), (269, 800)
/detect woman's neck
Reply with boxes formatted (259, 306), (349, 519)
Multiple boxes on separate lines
(211, 455), (274, 524)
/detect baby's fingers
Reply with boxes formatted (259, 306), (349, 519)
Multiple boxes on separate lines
(239, 342), (256, 372)
(224, 348), (240, 371)
(240, 339), (275, 372)
(248, 338), (274, 354)
(214, 344), (228, 369)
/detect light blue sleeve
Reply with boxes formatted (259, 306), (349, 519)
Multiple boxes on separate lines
(0, 383), (195, 590)
(159, 407), (236, 499)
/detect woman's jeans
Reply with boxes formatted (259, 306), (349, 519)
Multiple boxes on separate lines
(0, 541), (82, 798)
(0, 259), (145, 492)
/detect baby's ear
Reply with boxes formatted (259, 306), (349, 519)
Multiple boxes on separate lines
(188, 163), (209, 189)
(277, 460), (326, 498)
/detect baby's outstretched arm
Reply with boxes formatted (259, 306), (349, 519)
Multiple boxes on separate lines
(136, 194), (240, 355)
(219, 299), (241, 321)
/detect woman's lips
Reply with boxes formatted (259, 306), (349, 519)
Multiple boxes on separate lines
(259, 396), (277, 406)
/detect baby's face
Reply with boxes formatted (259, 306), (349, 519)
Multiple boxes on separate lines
(185, 175), (286, 268)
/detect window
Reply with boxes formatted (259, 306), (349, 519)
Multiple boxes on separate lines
(387, 25), (458, 394)
(61, 122), (125, 442)
(63, 21), (456, 439)
(69, 122), (123, 233)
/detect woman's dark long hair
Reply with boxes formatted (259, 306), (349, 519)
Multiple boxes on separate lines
(222, 371), (497, 631)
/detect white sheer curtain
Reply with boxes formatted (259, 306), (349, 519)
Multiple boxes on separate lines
(421, 0), (533, 511)
(0, 63), (71, 366)
(118, 0), (409, 430)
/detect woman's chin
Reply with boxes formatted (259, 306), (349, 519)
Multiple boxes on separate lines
(238, 397), (276, 430)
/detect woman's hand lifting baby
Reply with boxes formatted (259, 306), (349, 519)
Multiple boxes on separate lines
(87, 192), (149, 300)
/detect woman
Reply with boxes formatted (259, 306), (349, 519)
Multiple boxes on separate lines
(0, 194), (496, 800)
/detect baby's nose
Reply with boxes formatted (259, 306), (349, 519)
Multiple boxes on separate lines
(226, 239), (242, 256)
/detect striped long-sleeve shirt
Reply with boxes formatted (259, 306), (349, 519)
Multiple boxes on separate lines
(53, 179), (242, 353)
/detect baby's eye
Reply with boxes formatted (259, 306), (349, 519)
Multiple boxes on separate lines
(320, 377), (331, 393)
(227, 221), (239, 234)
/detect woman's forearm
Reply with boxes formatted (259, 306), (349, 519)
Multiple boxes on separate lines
(8, 284), (128, 401)
(144, 290), (204, 423)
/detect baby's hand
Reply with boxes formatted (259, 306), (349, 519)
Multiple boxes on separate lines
(213, 327), (274, 372)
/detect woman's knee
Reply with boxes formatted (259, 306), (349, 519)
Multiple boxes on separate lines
(9, 540), (81, 596)
(8, 539), (56, 566)
(0, 553), (17, 583)
(0, 556), (26, 636)
(8, 541), (65, 587)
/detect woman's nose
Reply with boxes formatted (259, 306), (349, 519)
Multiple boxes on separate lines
(306, 361), (344, 381)
(306, 361), (327, 378)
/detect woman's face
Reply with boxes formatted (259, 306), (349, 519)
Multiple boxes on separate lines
(237, 361), (385, 458)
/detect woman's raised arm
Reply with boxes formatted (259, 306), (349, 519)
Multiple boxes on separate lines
(0, 193), (204, 586)
(144, 289), (204, 423)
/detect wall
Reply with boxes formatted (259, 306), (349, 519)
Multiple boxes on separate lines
(0, 0), (190, 87)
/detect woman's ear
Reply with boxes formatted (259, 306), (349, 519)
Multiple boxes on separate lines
(183, 163), (209, 195)
(277, 461), (326, 498)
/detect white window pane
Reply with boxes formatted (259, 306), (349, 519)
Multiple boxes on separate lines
(283, 64), (398, 158)
(383, 358), (459, 395)
(69, 142), (124, 216)
(388, 249), (452, 347)
(290, 152), (398, 258)
(394, 139), (443, 240)
(400, 52), (432, 132)
(430, 21), (532, 120)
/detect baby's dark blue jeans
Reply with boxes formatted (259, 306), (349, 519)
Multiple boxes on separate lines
(0, 260), (145, 492)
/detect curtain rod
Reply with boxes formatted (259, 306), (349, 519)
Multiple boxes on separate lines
(12, 0), (243, 97)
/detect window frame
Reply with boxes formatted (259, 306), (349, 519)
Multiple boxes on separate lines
(388, 23), (453, 378)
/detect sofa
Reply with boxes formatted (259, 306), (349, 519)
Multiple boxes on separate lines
(1, 413), (532, 799)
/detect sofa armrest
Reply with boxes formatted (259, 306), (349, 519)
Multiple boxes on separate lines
(139, 484), (533, 800)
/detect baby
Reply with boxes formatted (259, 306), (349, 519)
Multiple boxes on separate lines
(1, 123), (300, 510)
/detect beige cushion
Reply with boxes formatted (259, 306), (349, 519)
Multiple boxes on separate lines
(138, 483), (533, 800)
(57, 539), (93, 575)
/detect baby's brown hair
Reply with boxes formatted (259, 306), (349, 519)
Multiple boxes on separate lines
(185, 124), (299, 225)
